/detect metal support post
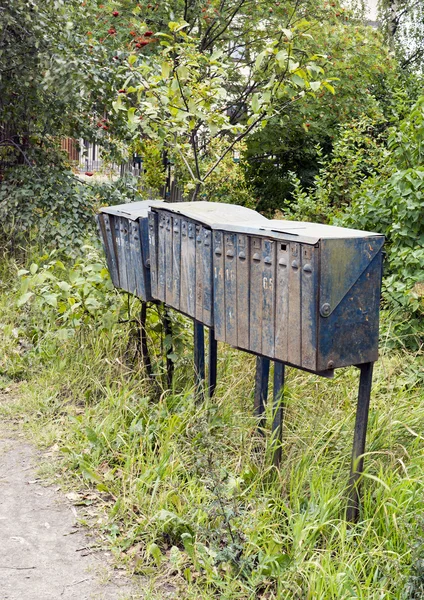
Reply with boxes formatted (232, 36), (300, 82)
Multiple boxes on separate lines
(163, 309), (174, 389)
(208, 327), (217, 398)
(140, 301), (152, 378)
(347, 362), (374, 522)
(194, 320), (205, 401)
(272, 361), (285, 467)
(254, 356), (270, 433)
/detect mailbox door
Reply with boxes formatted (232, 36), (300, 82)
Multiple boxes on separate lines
(125, 218), (137, 296)
(274, 241), (289, 362)
(195, 224), (204, 323)
(213, 231), (225, 340)
(249, 237), (263, 354)
(172, 215), (181, 311)
(301, 244), (318, 371)
(129, 220), (144, 298)
(115, 216), (128, 291)
(148, 211), (158, 299)
(139, 217), (152, 301)
(236, 234), (249, 350)
(261, 239), (276, 358)
(98, 214), (119, 288)
(165, 214), (174, 305)
(180, 219), (196, 317)
(157, 212), (166, 302)
(224, 233), (237, 346)
(202, 229), (213, 327)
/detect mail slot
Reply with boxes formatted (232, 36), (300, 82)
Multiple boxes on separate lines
(212, 220), (384, 374)
(148, 202), (268, 325)
(97, 200), (163, 300)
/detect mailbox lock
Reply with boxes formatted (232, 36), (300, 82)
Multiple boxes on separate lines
(320, 303), (331, 317)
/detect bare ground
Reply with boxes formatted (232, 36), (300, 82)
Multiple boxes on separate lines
(0, 423), (142, 600)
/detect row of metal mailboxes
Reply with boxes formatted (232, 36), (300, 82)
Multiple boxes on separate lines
(97, 201), (384, 375)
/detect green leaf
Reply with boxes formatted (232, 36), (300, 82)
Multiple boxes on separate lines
(310, 81), (321, 92)
(29, 263), (38, 275)
(128, 54), (137, 66)
(161, 61), (171, 79)
(291, 74), (305, 88)
(17, 292), (34, 307)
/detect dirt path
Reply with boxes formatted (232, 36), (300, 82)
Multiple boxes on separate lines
(0, 428), (142, 600)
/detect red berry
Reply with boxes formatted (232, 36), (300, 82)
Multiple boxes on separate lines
(144, 31), (154, 37)
(112, 10), (119, 16)
(118, 89), (126, 93)
(108, 27), (116, 35)
(130, 31), (137, 36)
(306, 123), (310, 127)
(85, 172), (93, 176)
(102, 125), (109, 130)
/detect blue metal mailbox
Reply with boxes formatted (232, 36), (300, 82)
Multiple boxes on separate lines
(97, 201), (163, 300)
(148, 202), (268, 326)
(211, 220), (384, 374)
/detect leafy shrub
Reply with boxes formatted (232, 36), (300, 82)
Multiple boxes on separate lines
(339, 98), (424, 346)
(16, 248), (121, 340)
(287, 115), (389, 223)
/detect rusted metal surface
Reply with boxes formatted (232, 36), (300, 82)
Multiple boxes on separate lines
(97, 200), (163, 300)
(210, 220), (384, 375)
(347, 361), (374, 522)
(149, 202), (267, 326)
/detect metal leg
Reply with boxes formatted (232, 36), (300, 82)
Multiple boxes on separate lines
(140, 301), (152, 378)
(347, 362), (374, 522)
(272, 361), (285, 467)
(254, 356), (270, 433)
(208, 327), (217, 398)
(163, 309), (174, 389)
(193, 320), (205, 401)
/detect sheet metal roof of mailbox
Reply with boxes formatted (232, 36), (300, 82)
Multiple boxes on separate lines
(150, 201), (269, 226)
(99, 200), (164, 220)
(212, 219), (384, 244)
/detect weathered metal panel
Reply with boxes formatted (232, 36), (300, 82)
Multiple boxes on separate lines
(224, 233), (238, 347)
(274, 240), (289, 363)
(202, 228), (213, 327)
(180, 220), (189, 315)
(301, 244), (318, 371)
(249, 237), (263, 355)
(139, 217), (151, 300)
(186, 221), (196, 317)
(316, 250), (383, 371)
(129, 220), (145, 298)
(172, 215), (181, 311)
(287, 241), (301, 366)
(157, 212), (166, 302)
(236, 234), (249, 350)
(126, 219), (137, 296)
(116, 216), (128, 291)
(213, 231), (225, 341)
(195, 224), (204, 323)
(261, 239), (276, 358)
(148, 211), (158, 300)
(165, 213), (174, 305)
(98, 214), (119, 288)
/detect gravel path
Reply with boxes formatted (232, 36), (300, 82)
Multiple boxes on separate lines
(0, 429), (141, 600)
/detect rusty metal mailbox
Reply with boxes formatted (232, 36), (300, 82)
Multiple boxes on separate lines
(97, 200), (163, 300)
(148, 202), (268, 326)
(212, 220), (384, 374)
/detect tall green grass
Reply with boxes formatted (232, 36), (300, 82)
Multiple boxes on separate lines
(0, 255), (423, 599)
